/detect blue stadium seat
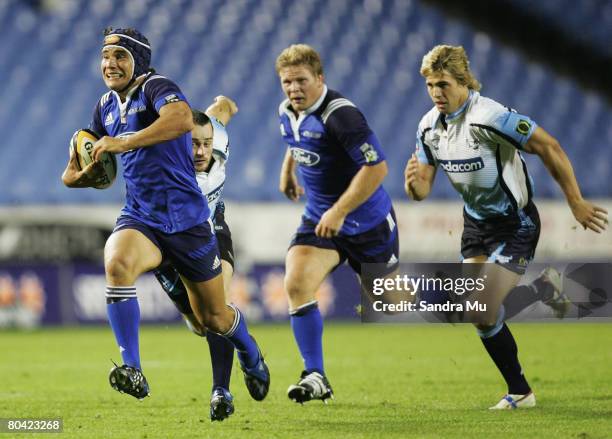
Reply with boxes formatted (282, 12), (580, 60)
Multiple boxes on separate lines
(0, 0), (610, 204)
(507, 0), (612, 57)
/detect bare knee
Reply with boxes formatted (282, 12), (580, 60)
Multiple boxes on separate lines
(190, 324), (206, 337)
(472, 313), (499, 328)
(105, 256), (136, 285)
(474, 321), (497, 331)
(472, 309), (502, 329)
(184, 314), (206, 337)
(199, 308), (233, 334)
(284, 273), (315, 307)
(284, 274), (305, 298)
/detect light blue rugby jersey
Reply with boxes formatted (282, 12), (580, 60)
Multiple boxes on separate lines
(195, 116), (229, 221)
(415, 91), (537, 220)
(90, 74), (209, 233)
(279, 86), (392, 235)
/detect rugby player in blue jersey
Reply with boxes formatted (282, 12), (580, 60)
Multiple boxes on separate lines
(405, 45), (608, 409)
(61, 28), (269, 404)
(276, 44), (399, 403)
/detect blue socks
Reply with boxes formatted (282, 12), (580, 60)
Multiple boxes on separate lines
(106, 286), (141, 370)
(207, 331), (234, 390)
(223, 305), (260, 369)
(290, 301), (324, 375)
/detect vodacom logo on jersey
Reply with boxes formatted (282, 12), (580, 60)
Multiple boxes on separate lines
(438, 157), (484, 173)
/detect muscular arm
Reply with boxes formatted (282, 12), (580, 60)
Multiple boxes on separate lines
(315, 161), (388, 238)
(92, 101), (194, 160)
(279, 149), (304, 201)
(205, 95), (238, 126)
(335, 161), (388, 215)
(404, 153), (436, 201)
(524, 126), (607, 232)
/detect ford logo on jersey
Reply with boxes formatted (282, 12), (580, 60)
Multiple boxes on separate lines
(438, 157), (484, 173)
(291, 147), (320, 166)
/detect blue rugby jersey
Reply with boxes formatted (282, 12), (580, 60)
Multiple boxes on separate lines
(90, 74), (209, 233)
(279, 86), (392, 235)
(415, 91), (537, 220)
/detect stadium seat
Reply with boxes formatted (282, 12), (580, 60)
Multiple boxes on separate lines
(0, 0), (610, 204)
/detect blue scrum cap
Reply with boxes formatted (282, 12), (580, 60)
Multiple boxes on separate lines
(102, 27), (151, 78)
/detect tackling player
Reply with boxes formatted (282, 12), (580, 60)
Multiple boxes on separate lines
(154, 96), (239, 421)
(61, 28), (269, 405)
(405, 45), (608, 409)
(276, 44), (399, 403)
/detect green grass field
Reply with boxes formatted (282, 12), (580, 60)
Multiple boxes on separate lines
(2, 323), (611, 439)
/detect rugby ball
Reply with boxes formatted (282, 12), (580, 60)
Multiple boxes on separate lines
(70, 129), (117, 189)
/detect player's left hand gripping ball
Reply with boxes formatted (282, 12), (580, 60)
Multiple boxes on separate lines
(71, 129), (117, 189)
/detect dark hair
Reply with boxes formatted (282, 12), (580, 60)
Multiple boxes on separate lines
(192, 109), (210, 126)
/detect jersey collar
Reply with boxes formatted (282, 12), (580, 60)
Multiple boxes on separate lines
(111, 73), (149, 102)
(196, 157), (216, 176)
(281, 85), (328, 117)
(111, 74), (149, 123)
(301, 85), (328, 115)
(442, 90), (477, 124)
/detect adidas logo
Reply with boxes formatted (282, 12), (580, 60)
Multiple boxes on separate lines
(105, 112), (115, 126)
(212, 255), (221, 270)
(387, 254), (398, 265)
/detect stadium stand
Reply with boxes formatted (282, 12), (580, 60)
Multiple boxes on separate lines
(0, 0), (610, 204)
(507, 0), (612, 57)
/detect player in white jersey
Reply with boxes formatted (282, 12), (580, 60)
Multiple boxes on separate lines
(154, 96), (241, 421)
(405, 45), (608, 409)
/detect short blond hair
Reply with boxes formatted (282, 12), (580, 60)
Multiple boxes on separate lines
(275, 44), (324, 76)
(420, 45), (481, 91)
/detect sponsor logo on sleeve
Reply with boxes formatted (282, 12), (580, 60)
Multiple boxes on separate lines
(360, 142), (379, 163)
(164, 94), (180, 104)
(516, 119), (531, 135)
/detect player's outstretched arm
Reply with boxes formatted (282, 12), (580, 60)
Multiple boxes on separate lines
(524, 126), (608, 233)
(205, 95), (238, 126)
(61, 147), (105, 188)
(92, 101), (194, 161)
(404, 153), (436, 201)
(315, 161), (388, 238)
(279, 149), (304, 202)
